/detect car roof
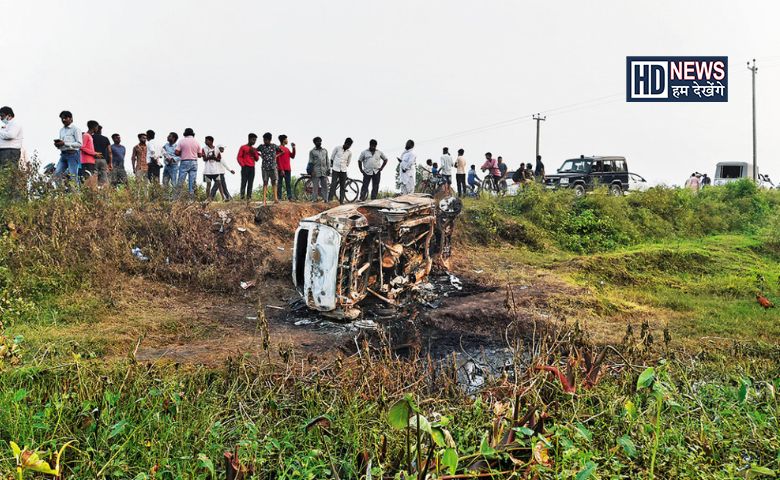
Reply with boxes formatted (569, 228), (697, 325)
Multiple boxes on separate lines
(564, 156), (626, 162)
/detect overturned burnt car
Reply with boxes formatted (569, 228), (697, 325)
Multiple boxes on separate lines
(292, 194), (461, 319)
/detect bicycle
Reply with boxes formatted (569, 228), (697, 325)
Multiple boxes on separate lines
(477, 172), (507, 196)
(417, 174), (448, 195)
(294, 172), (363, 203)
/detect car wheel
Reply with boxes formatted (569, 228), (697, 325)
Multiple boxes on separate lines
(573, 184), (586, 197)
(609, 183), (623, 196)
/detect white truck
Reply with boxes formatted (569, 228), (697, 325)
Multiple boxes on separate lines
(713, 162), (774, 188)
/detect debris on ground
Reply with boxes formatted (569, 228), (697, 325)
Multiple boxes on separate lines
(240, 280), (256, 290)
(131, 247), (149, 261)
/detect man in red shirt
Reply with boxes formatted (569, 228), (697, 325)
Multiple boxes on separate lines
(276, 134), (296, 201)
(237, 133), (259, 200)
(80, 120), (101, 186)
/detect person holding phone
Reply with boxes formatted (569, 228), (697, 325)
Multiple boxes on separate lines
(53, 110), (83, 186)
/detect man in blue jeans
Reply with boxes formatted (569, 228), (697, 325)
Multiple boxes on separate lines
(53, 110), (82, 187)
(175, 127), (201, 196)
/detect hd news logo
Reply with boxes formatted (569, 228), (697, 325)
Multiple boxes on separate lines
(626, 56), (728, 102)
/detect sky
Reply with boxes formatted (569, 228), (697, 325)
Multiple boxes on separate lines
(2, 0), (779, 192)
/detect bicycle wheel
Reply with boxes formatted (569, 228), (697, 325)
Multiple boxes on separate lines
(294, 175), (312, 200)
(345, 179), (361, 203)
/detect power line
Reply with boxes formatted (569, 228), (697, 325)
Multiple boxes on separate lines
(389, 93), (623, 151)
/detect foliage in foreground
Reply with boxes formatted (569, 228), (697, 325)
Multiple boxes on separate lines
(0, 341), (778, 478)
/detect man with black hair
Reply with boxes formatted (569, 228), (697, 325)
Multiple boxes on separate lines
(92, 124), (111, 186)
(329, 137), (353, 203)
(237, 133), (259, 200)
(440, 147), (453, 195)
(257, 132), (279, 206)
(0, 106), (23, 169)
(534, 154), (545, 178)
(307, 136), (329, 202)
(203, 136), (227, 201)
(79, 120), (99, 185)
(357, 139), (388, 201)
(175, 127), (201, 196)
(398, 139), (416, 195)
(146, 129), (162, 183)
(276, 134), (296, 201)
(455, 148), (467, 197)
(110, 133), (128, 186)
(161, 132), (180, 187)
(54, 111), (83, 186)
(131, 132), (148, 177)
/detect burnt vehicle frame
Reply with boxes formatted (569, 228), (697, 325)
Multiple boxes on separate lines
(292, 194), (461, 318)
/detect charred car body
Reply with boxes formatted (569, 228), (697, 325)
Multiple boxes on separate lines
(293, 194), (461, 318)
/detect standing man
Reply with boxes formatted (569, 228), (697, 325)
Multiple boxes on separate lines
(455, 148), (467, 197)
(534, 155), (545, 179)
(161, 132), (180, 188)
(275, 134), (296, 201)
(0, 106), (23, 198)
(92, 124), (111, 187)
(329, 137), (353, 203)
(439, 147), (453, 196)
(110, 133), (128, 186)
(398, 139), (416, 195)
(237, 133), (259, 200)
(175, 128), (201, 196)
(131, 133), (148, 178)
(54, 111), (83, 186)
(497, 156), (508, 180)
(0, 106), (23, 169)
(357, 139), (388, 201)
(202, 136), (226, 201)
(257, 132), (279, 206)
(308, 136), (329, 202)
(146, 130), (162, 184)
(80, 121), (99, 186)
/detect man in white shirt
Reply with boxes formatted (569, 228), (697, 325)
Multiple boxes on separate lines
(397, 139), (417, 195)
(357, 139), (388, 201)
(455, 148), (467, 197)
(439, 147), (454, 196)
(145, 129), (162, 184)
(0, 106), (23, 169)
(0, 106), (23, 198)
(328, 137), (353, 203)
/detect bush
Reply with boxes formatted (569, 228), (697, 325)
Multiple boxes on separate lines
(461, 181), (780, 253)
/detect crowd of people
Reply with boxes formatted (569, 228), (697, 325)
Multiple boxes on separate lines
(0, 106), (545, 205)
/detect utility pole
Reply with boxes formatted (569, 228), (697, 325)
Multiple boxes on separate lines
(532, 113), (546, 160)
(747, 59), (758, 182)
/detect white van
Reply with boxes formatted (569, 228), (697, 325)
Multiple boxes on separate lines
(713, 162), (755, 186)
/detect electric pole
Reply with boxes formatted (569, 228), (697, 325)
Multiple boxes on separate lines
(747, 59), (758, 182)
(532, 113), (546, 160)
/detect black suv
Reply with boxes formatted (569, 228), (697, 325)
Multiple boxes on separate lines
(544, 155), (629, 196)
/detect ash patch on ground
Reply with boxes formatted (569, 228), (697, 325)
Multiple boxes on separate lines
(282, 273), (541, 389)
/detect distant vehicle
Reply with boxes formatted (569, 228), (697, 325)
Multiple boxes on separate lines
(713, 162), (773, 188)
(628, 173), (649, 192)
(292, 194), (462, 319)
(544, 155), (630, 197)
(713, 162), (754, 186)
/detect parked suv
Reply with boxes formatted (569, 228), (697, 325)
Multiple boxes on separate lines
(545, 155), (629, 196)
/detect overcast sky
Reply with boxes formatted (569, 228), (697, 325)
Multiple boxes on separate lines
(3, 0), (779, 191)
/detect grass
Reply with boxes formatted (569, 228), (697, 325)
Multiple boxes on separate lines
(1, 179), (780, 477)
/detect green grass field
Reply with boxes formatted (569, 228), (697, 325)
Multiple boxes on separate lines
(1, 180), (779, 478)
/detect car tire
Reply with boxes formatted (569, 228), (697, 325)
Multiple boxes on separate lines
(609, 183), (623, 196)
(573, 184), (586, 197)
